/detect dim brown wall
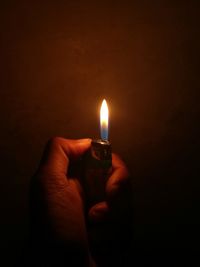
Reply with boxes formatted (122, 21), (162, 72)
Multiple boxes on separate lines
(0, 1), (199, 265)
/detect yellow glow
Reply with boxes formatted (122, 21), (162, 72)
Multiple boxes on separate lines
(100, 99), (109, 130)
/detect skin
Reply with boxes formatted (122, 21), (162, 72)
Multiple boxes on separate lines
(30, 138), (132, 267)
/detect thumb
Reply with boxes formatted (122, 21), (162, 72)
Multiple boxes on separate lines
(39, 137), (91, 175)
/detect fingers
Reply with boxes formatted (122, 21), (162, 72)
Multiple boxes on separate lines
(106, 153), (129, 198)
(88, 153), (131, 223)
(39, 137), (91, 175)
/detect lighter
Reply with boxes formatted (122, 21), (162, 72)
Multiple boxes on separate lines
(83, 100), (112, 208)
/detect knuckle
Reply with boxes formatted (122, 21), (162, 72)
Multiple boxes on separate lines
(120, 168), (130, 186)
(47, 136), (63, 148)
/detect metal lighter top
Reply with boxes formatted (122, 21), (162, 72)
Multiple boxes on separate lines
(90, 139), (112, 167)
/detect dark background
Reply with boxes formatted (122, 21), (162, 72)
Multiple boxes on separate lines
(0, 1), (199, 266)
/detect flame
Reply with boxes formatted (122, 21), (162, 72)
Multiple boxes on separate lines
(100, 99), (109, 140)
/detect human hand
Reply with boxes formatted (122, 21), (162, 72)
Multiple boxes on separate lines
(30, 137), (94, 267)
(30, 137), (132, 267)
